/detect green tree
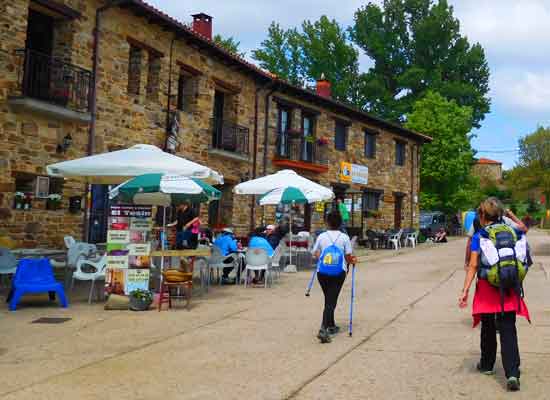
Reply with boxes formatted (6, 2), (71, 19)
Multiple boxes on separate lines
(350, 0), (490, 127)
(253, 18), (362, 104)
(507, 126), (550, 225)
(252, 22), (304, 86)
(213, 34), (245, 57)
(405, 91), (478, 212)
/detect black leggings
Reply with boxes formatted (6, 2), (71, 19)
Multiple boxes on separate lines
(317, 271), (346, 329)
(480, 312), (521, 378)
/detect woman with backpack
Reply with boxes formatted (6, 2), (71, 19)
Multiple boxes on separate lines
(458, 197), (530, 391)
(312, 210), (357, 343)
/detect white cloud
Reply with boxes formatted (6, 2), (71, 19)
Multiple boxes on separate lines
(492, 69), (550, 115)
(452, 0), (550, 65)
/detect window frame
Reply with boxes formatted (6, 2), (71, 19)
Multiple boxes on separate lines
(364, 129), (377, 159)
(363, 189), (382, 211)
(334, 120), (348, 152)
(395, 140), (406, 166)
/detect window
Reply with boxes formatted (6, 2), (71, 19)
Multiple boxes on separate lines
(127, 45), (142, 96)
(365, 130), (376, 158)
(146, 53), (162, 102)
(14, 173), (63, 197)
(335, 121), (347, 151)
(278, 107), (291, 134)
(177, 72), (195, 112)
(395, 141), (406, 166)
(363, 190), (381, 210)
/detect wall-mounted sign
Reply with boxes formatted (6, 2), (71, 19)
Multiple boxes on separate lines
(339, 162), (368, 185)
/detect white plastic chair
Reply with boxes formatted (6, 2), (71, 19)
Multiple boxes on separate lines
(64, 236), (76, 250)
(72, 254), (107, 304)
(270, 244), (284, 281)
(244, 248), (271, 288)
(388, 230), (403, 250)
(207, 246), (236, 286)
(406, 231), (418, 248)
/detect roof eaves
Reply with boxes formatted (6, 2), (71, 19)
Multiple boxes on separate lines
(123, 0), (432, 143)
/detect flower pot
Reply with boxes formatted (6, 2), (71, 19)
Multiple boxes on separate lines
(129, 296), (152, 311)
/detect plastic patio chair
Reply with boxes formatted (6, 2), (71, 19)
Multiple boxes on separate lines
(64, 236), (76, 249)
(0, 247), (18, 288)
(270, 244), (284, 281)
(388, 229), (403, 250)
(244, 248), (271, 288)
(406, 231), (418, 248)
(73, 254), (107, 304)
(8, 258), (68, 311)
(207, 245), (236, 286)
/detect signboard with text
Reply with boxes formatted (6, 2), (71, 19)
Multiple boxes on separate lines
(339, 162), (368, 185)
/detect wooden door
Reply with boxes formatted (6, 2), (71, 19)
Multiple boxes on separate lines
(394, 195), (403, 230)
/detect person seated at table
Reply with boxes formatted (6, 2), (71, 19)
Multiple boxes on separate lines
(265, 224), (282, 250)
(434, 227), (448, 243)
(248, 227), (274, 284)
(213, 228), (238, 284)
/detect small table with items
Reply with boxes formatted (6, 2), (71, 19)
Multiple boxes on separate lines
(151, 247), (211, 310)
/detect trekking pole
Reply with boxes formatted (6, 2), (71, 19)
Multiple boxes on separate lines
(349, 263), (356, 337)
(305, 268), (317, 297)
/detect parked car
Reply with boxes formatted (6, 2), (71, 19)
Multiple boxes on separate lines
(420, 211), (446, 238)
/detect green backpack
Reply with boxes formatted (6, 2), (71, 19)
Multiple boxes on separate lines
(479, 223), (528, 312)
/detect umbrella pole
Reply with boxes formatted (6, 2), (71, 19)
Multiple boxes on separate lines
(159, 207), (166, 291)
(289, 210), (292, 266)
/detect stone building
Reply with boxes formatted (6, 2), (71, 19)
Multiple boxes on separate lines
(0, 0), (431, 247)
(472, 158), (503, 186)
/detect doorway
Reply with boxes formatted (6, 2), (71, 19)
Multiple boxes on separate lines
(89, 185), (110, 243)
(212, 90), (225, 148)
(394, 193), (404, 230)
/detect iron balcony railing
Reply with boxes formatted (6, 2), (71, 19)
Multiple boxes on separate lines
(276, 132), (329, 165)
(211, 117), (250, 156)
(14, 48), (93, 113)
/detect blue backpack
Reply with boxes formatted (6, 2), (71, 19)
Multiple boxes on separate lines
(317, 234), (345, 276)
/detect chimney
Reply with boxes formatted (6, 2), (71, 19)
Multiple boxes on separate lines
(191, 13), (213, 40)
(316, 73), (331, 98)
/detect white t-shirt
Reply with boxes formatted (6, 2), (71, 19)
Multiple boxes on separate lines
(312, 230), (353, 270)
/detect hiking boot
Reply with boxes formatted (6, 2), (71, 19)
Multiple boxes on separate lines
(476, 363), (495, 376)
(327, 326), (341, 335)
(507, 377), (520, 391)
(317, 328), (331, 343)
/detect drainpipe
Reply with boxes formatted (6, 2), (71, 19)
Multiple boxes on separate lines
(260, 82), (279, 225)
(164, 35), (177, 151)
(84, 0), (124, 241)
(248, 80), (277, 230)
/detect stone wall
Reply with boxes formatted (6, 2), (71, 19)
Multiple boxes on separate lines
(472, 163), (502, 186)
(0, 0), (424, 247)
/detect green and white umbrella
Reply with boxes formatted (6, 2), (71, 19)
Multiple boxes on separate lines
(109, 173), (221, 289)
(259, 186), (333, 269)
(109, 173), (221, 206)
(258, 186), (328, 206)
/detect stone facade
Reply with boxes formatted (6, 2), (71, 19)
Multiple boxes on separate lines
(472, 158), (502, 186)
(0, 0), (428, 248)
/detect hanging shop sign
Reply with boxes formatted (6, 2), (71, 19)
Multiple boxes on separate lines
(339, 162), (368, 185)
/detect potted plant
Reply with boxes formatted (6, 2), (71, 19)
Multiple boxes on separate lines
(46, 194), (62, 210)
(129, 289), (153, 311)
(317, 136), (329, 146)
(23, 193), (33, 210)
(14, 192), (25, 209)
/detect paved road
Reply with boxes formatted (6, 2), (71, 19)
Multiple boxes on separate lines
(0, 231), (548, 399)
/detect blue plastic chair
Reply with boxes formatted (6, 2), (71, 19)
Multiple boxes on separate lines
(8, 258), (68, 311)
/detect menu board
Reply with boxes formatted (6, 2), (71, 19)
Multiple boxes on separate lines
(105, 205), (153, 296)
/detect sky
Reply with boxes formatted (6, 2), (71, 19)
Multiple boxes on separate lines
(147, 0), (550, 169)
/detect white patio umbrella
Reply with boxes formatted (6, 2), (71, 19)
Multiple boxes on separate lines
(47, 144), (223, 184)
(234, 170), (334, 272)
